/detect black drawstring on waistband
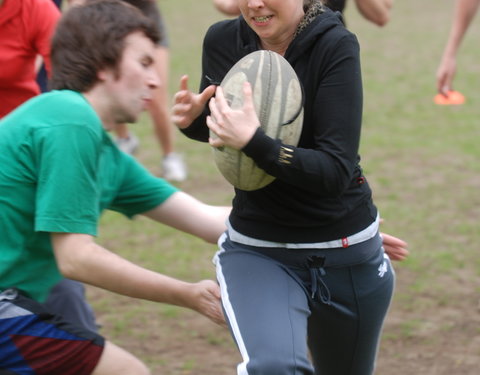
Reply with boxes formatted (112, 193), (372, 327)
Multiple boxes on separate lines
(307, 256), (331, 305)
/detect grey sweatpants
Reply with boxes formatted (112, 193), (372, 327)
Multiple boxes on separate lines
(214, 232), (395, 375)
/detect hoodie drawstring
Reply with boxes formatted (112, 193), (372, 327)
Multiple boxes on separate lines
(307, 256), (331, 305)
(309, 267), (331, 305)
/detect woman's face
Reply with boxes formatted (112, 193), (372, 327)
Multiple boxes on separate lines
(238, 0), (305, 53)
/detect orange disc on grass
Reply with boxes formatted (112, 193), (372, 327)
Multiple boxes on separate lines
(434, 90), (465, 105)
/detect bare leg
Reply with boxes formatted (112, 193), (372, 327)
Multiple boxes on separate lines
(152, 46), (187, 181)
(113, 123), (139, 155)
(91, 341), (150, 375)
(150, 46), (174, 156)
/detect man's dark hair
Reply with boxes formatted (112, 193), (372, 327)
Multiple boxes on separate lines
(50, 0), (160, 92)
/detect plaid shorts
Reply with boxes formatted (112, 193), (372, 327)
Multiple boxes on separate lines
(0, 289), (104, 375)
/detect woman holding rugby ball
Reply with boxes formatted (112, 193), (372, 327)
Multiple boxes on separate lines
(173, 1), (407, 374)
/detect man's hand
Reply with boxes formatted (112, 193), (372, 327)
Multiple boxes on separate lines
(189, 280), (226, 326)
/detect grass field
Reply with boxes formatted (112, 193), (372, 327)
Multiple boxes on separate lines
(89, 0), (480, 373)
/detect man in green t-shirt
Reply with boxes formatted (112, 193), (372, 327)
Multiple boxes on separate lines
(0, 1), (228, 373)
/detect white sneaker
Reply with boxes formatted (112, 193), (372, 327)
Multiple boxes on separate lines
(162, 153), (187, 181)
(115, 133), (139, 155)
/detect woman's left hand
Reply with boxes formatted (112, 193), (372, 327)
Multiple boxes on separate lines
(207, 83), (260, 150)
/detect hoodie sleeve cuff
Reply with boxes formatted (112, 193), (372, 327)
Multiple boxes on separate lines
(242, 127), (281, 168)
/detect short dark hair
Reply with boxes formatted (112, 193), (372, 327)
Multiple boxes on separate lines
(50, 0), (160, 92)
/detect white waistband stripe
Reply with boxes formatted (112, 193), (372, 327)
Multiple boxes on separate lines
(227, 214), (380, 249)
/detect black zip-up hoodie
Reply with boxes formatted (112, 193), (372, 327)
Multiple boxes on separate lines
(182, 5), (378, 243)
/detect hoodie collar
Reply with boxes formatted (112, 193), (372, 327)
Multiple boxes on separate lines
(293, 0), (326, 39)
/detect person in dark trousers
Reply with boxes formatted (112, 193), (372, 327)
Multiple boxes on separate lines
(172, 0), (407, 374)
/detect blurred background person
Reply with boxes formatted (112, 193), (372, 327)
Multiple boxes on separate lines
(436, 0), (480, 95)
(327, 0), (392, 26)
(212, 0), (241, 16)
(113, 0), (188, 182)
(0, 0), (60, 118)
(36, 0), (63, 93)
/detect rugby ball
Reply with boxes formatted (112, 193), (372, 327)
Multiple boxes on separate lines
(210, 50), (304, 191)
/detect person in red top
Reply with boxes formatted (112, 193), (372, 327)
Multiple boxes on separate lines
(0, 0), (61, 118)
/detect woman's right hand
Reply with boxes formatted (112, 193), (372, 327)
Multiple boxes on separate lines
(171, 75), (216, 129)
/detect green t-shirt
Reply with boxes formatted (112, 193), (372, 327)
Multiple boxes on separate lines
(0, 90), (178, 302)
